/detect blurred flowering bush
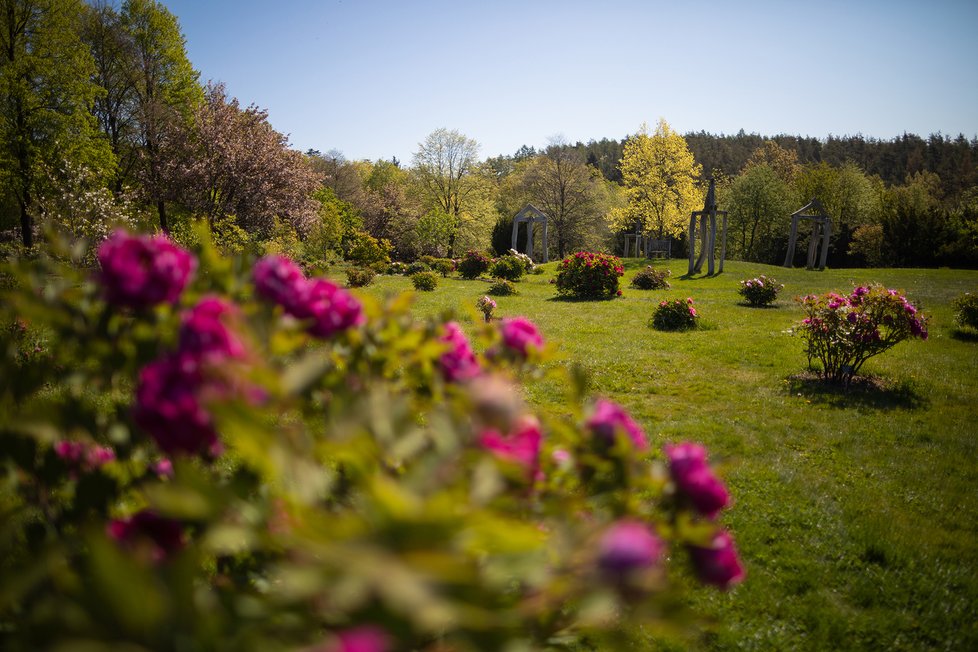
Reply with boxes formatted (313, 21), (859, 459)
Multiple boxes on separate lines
(952, 291), (978, 330)
(738, 275), (783, 307)
(652, 298), (699, 331)
(0, 230), (743, 651)
(797, 284), (928, 385)
(554, 251), (624, 300)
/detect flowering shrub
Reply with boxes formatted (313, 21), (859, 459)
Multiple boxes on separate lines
(433, 258), (456, 277)
(631, 265), (671, 290)
(411, 270), (438, 291)
(489, 254), (526, 282)
(0, 230), (744, 650)
(554, 251), (624, 300)
(507, 248), (535, 273)
(346, 266), (376, 287)
(953, 291), (978, 330)
(387, 261), (409, 275)
(652, 297), (699, 331)
(797, 284), (928, 384)
(738, 275), (783, 307)
(476, 295), (496, 322)
(487, 279), (517, 296)
(457, 249), (492, 279)
(97, 230), (196, 308)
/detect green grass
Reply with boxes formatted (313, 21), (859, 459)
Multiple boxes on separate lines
(356, 258), (978, 651)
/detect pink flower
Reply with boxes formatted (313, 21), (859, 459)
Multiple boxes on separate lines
(54, 440), (85, 464)
(178, 296), (245, 362)
(253, 254), (308, 313)
(153, 458), (174, 478)
(479, 416), (543, 481)
(616, 289), (623, 297)
(332, 626), (390, 652)
(55, 441), (115, 473)
(294, 278), (365, 338)
(86, 445), (116, 468)
(688, 529), (746, 589)
(499, 317), (544, 357)
(586, 398), (648, 451)
(598, 520), (665, 575)
(107, 510), (185, 563)
(665, 442), (730, 519)
(438, 322), (481, 382)
(97, 230), (195, 308)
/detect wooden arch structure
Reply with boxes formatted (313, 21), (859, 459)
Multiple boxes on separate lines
(688, 178), (728, 275)
(783, 198), (832, 270)
(511, 203), (549, 263)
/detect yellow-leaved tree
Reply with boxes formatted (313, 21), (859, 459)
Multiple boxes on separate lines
(611, 119), (703, 238)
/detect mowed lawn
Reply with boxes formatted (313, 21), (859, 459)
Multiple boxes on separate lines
(358, 258), (978, 651)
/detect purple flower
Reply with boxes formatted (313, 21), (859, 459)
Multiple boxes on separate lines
(253, 254), (308, 313)
(688, 529), (746, 589)
(97, 230), (195, 308)
(665, 442), (730, 519)
(438, 322), (481, 382)
(598, 520), (665, 575)
(499, 317), (544, 357)
(107, 510), (185, 563)
(294, 278), (365, 338)
(586, 398), (649, 451)
(55, 441), (115, 473)
(178, 296), (245, 362)
(478, 416), (543, 481)
(333, 626), (390, 652)
(152, 458), (174, 478)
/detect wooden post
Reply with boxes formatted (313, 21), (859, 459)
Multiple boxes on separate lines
(707, 212), (717, 275)
(783, 216), (798, 267)
(688, 212), (697, 275)
(818, 218), (831, 270)
(718, 212), (728, 273)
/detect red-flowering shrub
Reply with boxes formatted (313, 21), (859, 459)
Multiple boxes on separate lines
(457, 249), (492, 279)
(652, 297), (699, 331)
(554, 251), (624, 299)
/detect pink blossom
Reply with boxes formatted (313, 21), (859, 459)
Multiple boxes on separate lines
(253, 254), (308, 313)
(665, 442), (730, 519)
(499, 317), (544, 357)
(438, 322), (481, 382)
(107, 510), (185, 563)
(153, 458), (174, 478)
(294, 278), (365, 339)
(55, 440), (115, 473)
(479, 416), (543, 481)
(586, 398), (649, 451)
(688, 529), (746, 589)
(97, 230), (195, 308)
(178, 296), (245, 362)
(598, 520), (665, 575)
(332, 626), (390, 652)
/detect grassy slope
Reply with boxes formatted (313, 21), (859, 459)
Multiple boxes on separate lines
(359, 259), (978, 651)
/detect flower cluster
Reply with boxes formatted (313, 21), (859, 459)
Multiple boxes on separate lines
(630, 265), (671, 290)
(476, 295), (496, 321)
(438, 322), (481, 382)
(54, 440), (115, 475)
(554, 251), (625, 300)
(586, 398), (649, 451)
(797, 284), (928, 384)
(738, 275), (784, 307)
(651, 297), (699, 331)
(478, 415), (543, 483)
(97, 230), (195, 308)
(507, 248), (535, 272)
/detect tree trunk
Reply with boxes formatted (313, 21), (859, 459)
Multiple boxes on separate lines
(157, 199), (169, 233)
(19, 196), (33, 248)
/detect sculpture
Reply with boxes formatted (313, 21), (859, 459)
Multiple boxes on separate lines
(783, 198), (831, 270)
(511, 203), (549, 263)
(687, 178), (728, 275)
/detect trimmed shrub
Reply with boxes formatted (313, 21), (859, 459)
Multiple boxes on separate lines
(345, 267), (376, 288)
(433, 258), (456, 277)
(507, 249), (535, 273)
(457, 250), (492, 280)
(411, 271), (438, 291)
(406, 261), (431, 275)
(489, 255), (526, 282)
(488, 279), (518, 296)
(797, 284), (928, 384)
(554, 251), (624, 300)
(738, 275), (783, 307)
(631, 266), (671, 290)
(953, 292), (978, 330)
(652, 298), (699, 331)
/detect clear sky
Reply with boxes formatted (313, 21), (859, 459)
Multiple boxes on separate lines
(162, 0), (978, 163)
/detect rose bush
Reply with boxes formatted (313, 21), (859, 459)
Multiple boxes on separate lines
(738, 275), (783, 307)
(457, 250), (491, 280)
(652, 297), (699, 331)
(554, 251), (624, 300)
(0, 229), (744, 650)
(630, 266), (671, 290)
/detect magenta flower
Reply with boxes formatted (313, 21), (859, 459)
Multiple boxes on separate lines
(178, 296), (245, 362)
(97, 230), (195, 308)
(253, 254), (308, 313)
(438, 322), (481, 382)
(665, 442), (730, 519)
(598, 520), (665, 575)
(294, 278), (365, 339)
(688, 529), (746, 589)
(478, 416), (543, 481)
(499, 317), (544, 357)
(152, 458), (174, 478)
(333, 626), (390, 652)
(55, 440), (115, 473)
(586, 398), (649, 451)
(107, 510), (186, 562)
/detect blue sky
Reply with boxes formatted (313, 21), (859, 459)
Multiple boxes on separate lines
(163, 0), (978, 163)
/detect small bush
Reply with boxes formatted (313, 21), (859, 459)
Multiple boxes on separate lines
(406, 261), (431, 275)
(457, 250), (492, 280)
(507, 249), (535, 273)
(411, 271), (438, 291)
(797, 284), (928, 384)
(476, 295), (496, 321)
(631, 266), (671, 290)
(433, 259), (456, 277)
(489, 255), (526, 282)
(345, 267), (376, 288)
(554, 251), (624, 300)
(652, 298), (699, 331)
(387, 261), (409, 275)
(488, 280), (518, 296)
(953, 292), (978, 330)
(738, 275), (783, 307)
(419, 255), (438, 267)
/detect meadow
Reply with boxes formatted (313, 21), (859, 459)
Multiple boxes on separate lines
(361, 259), (978, 651)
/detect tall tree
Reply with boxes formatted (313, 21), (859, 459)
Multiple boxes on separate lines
(411, 128), (481, 257)
(0, 0), (112, 247)
(613, 119), (702, 239)
(727, 164), (793, 263)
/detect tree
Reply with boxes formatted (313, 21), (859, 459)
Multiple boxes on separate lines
(743, 140), (799, 184)
(411, 128), (482, 257)
(0, 0), (113, 247)
(613, 119), (702, 239)
(727, 164), (793, 263)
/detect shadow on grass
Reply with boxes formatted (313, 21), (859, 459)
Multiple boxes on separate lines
(950, 328), (978, 343)
(546, 295), (617, 303)
(785, 372), (928, 411)
(736, 302), (783, 309)
(677, 272), (722, 281)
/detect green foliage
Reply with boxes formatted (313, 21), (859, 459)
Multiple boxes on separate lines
(738, 275), (783, 307)
(630, 266), (671, 290)
(489, 255), (526, 282)
(554, 251), (624, 300)
(386, 261), (409, 275)
(410, 270), (438, 291)
(457, 250), (491, 280)
(432, 258), (455, 277)
(345, 230), (392, 267)
(727, 164), (793, 264)
(405, 261), (431, 275)
(345, 266), (376, 288)
(651, 298), (699, 331)
(487, 280), (518, 296)
(952, 291), (978, 330)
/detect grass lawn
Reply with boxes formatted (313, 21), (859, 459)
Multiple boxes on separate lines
(358, 258), (978, 651)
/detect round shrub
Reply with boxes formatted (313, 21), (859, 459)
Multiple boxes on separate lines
(345, 266), (375, 288)
(554, 251), (624, 300)
(488, 279), (518, 296)
(406, 261), (431, 275)
(386, 261), (409, 275)
(738, 275), (783, 307)
(953, 291), (978, 330)
(630, 266), (671, 290)
(433, 258), (456, 277)
(507, 248), (535, 273)
(489, 255), (526, 282)
(652, 298), (699, 331)
(411, 271), (438, 291)
(457, 250), (492, 280)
